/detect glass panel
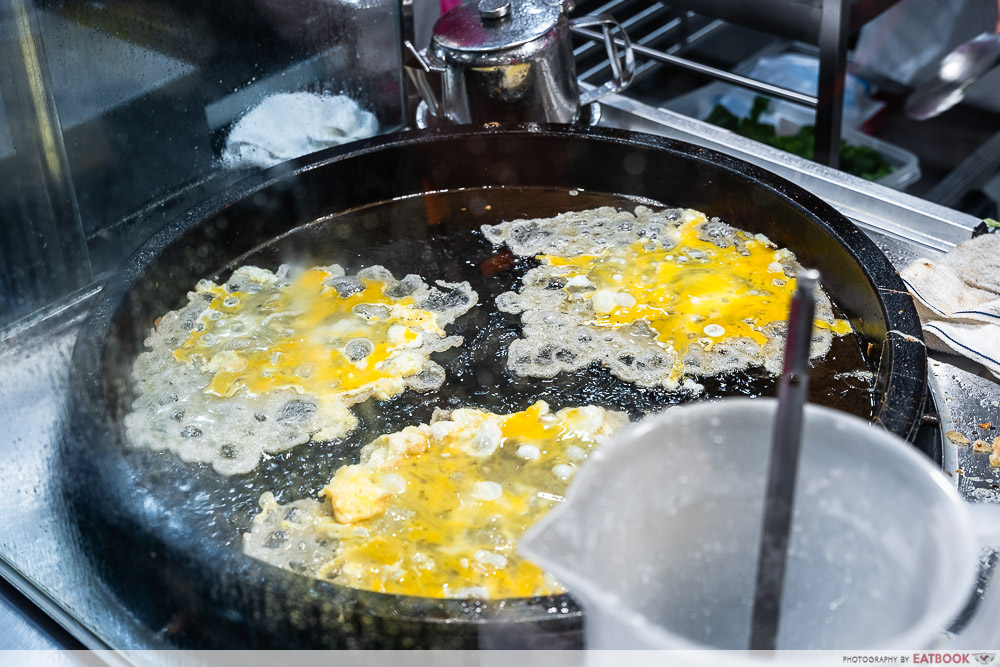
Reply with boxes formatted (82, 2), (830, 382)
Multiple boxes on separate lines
(0, 0), (403, 330)
(0, 0), (406, 649)
(0, 0), (92, 328)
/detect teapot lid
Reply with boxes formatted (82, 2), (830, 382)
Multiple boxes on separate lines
(432, 0), (566, 53)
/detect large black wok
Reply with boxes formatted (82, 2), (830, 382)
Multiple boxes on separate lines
(63, 125), (927, 649)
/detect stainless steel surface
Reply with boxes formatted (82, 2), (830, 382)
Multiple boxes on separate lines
(0, 581), (73, 650)
(1, 0), (405, 334)
(478, 0), (512, 21)
(428, 0), (580, 123)
(435, 0), (560, 52)
(0, 93), (994, 648)
(595, 94), (980, 254)
(905, 32), (1000, 121)
(931, 359), (1000, 505)
(400, 0), (418, 124)
(412, 98), (603, 129)
(414, 0), (634, 125)
(404, 40), (444, 119)
(0, 296), (164, 650)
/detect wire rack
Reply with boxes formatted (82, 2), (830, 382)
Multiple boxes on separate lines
(571, 0), (902, 169)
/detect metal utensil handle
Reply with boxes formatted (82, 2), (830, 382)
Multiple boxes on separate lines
(749, 268), (820, 651)
(403, 40), (444, 119)
(572, 14), (635, 106)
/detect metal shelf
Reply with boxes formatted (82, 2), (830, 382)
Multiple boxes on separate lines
(573, 0), (903, 169)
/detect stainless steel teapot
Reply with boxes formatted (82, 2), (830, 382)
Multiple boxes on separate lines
(405, 0), (634, 125)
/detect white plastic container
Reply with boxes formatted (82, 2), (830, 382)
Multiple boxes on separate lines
(663, 81), (921, 191)
(520, 399), (1000, 655)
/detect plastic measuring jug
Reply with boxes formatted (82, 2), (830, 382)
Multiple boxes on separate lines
(520, 398), (1000, 652)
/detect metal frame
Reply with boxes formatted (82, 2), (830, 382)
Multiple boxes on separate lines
(398, 0), (418, 125)
(573, 0), (903, 168)
(815, 0), (849, 167)
(572, 24), (818, 107)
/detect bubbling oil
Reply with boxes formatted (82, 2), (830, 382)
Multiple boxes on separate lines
(117, 185), (877, 559)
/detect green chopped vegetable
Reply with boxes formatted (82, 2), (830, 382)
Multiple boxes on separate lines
(985, 218), (1000, 230)
(706, 96), (894, 181)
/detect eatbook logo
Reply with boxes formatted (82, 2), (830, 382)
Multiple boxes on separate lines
(973, 654), (995, 665)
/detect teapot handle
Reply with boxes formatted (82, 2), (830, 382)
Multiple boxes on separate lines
(571, 14), (636, 106)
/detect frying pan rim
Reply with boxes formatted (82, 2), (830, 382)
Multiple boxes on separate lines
(66, 124), (928, 638)
(99, 123), (927, 437)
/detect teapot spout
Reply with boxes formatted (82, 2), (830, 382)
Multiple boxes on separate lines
(404, 40), (444, 119)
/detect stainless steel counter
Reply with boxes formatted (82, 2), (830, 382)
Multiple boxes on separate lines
(0, 296), (164, 650)
(0, 94), (996, 650)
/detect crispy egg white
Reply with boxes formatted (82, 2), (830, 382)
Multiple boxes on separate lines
(482, 206), (850, 390)
(243, 401), (628, 599)
(125, 264), (477, 474)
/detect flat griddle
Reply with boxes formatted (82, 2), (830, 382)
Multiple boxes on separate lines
(63, 125), (927, 648)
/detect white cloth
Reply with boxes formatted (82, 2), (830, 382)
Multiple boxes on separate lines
(221, 92), (379, 169)
(901, 233), (1000, 380)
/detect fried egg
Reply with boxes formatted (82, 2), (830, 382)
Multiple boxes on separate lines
(482, 206), (850, 390)
(125, 263), (477, 475)
(243, 401), (628, 599)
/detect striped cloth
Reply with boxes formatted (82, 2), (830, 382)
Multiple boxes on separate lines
(902, 232), (1000, 380)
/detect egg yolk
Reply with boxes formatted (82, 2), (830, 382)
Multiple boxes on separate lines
(174, 268), (442, 399)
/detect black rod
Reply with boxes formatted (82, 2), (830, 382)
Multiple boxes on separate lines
(749, 267), (819, 650)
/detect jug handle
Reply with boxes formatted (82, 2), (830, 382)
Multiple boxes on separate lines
(945, 502), (1000, 648)
(967, 501), (1000, 548)
(572, 14), (636, 106)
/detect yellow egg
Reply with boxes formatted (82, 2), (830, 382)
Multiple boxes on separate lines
(243, 401), (629, 599)
(484, 206), (850, 390)
(174, 266), (444, 399)
(125, 264), (477, 475)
